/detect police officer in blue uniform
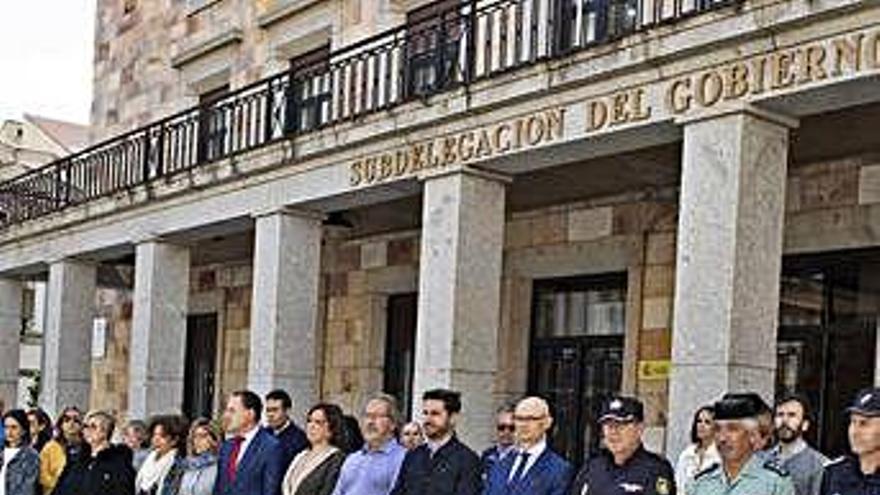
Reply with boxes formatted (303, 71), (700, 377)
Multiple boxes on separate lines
(569, 396), (676, 495)
(820, 387), (880, 495)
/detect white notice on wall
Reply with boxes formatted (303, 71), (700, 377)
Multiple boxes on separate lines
(92, 318), (107, 359)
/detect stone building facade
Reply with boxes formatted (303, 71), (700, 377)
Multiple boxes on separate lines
(1, 0), (879, 464)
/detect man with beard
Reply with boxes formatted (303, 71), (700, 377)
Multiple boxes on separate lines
(331, 393), (407, 495)
(820, 387), (880, 495)
(390, 388), (483, 495)
(689, 395), (794, 495)
(771, 395), (827, 495)
(569, 395), (675, 495)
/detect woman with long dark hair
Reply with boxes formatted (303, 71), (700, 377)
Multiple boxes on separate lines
(675, 405), (721, 495)
(281, 403), (348, 495)
(27, 409), (53, 453)
(2, 409), (40, 495)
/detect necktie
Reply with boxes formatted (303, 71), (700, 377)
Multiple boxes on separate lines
(227, 436), (245, 483)
(509, 452), (531, 483)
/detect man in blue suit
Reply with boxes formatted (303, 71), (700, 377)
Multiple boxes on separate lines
(484, 397), (573, 495)
(214, 390), (284, 495)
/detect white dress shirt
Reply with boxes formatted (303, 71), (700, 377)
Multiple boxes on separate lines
(508, 439), (547, 482)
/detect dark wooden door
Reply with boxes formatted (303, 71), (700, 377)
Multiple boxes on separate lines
(384, 293), (418, 419)
(184, 313), (218, 420)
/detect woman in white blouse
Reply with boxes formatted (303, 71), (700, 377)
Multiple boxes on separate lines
(675, 405), (721, 495)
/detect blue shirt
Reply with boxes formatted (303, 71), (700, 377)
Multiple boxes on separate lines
(331, 438), (407, 495)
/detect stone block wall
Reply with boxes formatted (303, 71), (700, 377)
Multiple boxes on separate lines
(91, 0), (404, 143)
(320, 231), (420, 415)
(90, 284), (134, 415)
(498, 194), (679, 450)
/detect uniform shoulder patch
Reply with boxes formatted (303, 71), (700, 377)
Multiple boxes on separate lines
(693, 463), (720, 480)
(763, 459), (790, 477)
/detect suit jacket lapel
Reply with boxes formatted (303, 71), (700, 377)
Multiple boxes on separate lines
(514, 450), (552, 493)
(234, 429), (265, 484)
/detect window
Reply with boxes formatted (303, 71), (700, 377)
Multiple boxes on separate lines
(777, 252), (879, 457)
(197, 85), (230, 163)
(287, 45), (332, 133)
(405, 0), (464, 98)
(533, 274), (626, 338)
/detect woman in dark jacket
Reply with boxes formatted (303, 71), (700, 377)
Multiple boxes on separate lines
(54, 410), (134, 495)
(281, 403), (347, 495)
(2, 409), (40, 495)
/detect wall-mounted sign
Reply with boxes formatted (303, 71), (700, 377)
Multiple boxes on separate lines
(638, 360), (671, 381)
(349, 108), (565, 187)
(92, 317), (107, 359)
(585, 29), (880, 134)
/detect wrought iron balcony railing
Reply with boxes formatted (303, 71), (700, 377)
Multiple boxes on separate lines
(0, 0), (735, 229)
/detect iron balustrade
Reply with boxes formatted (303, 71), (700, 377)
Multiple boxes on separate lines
(0, 0), (735, 229)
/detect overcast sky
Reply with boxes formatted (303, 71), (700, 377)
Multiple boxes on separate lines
(0, 0), (96, 125)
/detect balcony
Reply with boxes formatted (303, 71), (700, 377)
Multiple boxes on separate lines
(0, 0), (736, 229)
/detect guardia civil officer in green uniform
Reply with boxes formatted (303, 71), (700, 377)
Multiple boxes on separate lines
(569, 396), (676, 495)
(689, 394), (795, 495)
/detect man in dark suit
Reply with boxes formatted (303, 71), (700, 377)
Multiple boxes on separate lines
(481, 404), (517, 478)
(390, 388), (483, 495)
(265, 389), (308, 471)
(484, 397), (572, 495)
(214, 390), (284, 495)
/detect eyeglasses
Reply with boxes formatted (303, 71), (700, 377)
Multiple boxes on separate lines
(514, 415), (547, 422)
(363, 412), (390, 421)
(62, 415), (82, 424)
(496, 424), (515, 432)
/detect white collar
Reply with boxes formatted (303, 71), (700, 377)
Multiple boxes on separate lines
(776, 438), (807, 460)
(427, 434), (453, 455)
(518, 438), (547, 457)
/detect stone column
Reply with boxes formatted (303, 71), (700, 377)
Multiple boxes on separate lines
(0, 279), (23, 406)
(667, 105), (797, 458)
(41, 260), (97, 416)
(413, 168), (508, 449)
(248, 209), (323, 417)
(875, 324), (879, 386)
(129, 240), (191, 419)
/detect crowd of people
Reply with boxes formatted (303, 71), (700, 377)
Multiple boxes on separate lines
(0, 386), (877, 495)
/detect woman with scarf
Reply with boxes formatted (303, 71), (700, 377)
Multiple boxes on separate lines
(165, 418), (218, 495)
(135, 415), (187, 495)
(282, 403), (347, 495)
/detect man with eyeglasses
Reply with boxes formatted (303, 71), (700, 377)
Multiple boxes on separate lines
(484, 396), (573, 495)
(569, 395), (676, 495)
(481, 404), (517, 479)
(331, 393), (407, 495)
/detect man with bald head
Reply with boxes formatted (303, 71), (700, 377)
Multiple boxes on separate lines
(484, 396), (573, 495)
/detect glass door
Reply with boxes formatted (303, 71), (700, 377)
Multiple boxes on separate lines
(529, 273), (626, 466)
